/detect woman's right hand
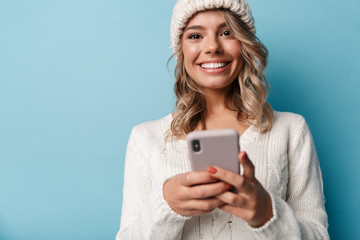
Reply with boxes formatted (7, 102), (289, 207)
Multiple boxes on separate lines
(163, 172), (231, 216)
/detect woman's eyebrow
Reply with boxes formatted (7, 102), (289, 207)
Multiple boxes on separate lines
(184, 22), (227, 32)
(217, 23), (227, 29)
(184, 25), (204, 32)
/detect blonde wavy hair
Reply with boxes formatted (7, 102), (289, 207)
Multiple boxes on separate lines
(169, 9), (273, 139)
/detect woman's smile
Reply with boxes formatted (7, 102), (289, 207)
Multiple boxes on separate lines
(198, 60), (232, 73)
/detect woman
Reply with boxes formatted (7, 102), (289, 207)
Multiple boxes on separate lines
(116, 0), (329, 239)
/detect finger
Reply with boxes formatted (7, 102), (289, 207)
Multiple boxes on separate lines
(183, 209), (213, 216)
(239, 152), (255, 179)
(215, 191), (247, 208)
(183, 198), (225, 212)
(219, 204), (235, 214)
(181, 171), (216, 186)
(208, 165), (248, 192)
(188, 181), (231, 199)
(219, 204), (248, 220)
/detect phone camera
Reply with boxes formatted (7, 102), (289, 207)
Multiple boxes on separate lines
(192, 140), (201, 152)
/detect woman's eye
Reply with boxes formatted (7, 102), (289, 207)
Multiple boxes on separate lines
(188, 34), (201, 39)
(221, 30), (231, 36)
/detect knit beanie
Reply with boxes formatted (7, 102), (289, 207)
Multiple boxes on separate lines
(170, 0), (256, 52)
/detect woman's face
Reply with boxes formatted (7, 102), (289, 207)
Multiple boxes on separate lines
(181, 10), (243, 93)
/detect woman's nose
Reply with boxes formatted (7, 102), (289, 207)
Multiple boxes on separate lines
(204, 35), (223, 54)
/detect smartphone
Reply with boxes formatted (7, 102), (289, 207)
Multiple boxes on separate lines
(186, 129), (242, 175)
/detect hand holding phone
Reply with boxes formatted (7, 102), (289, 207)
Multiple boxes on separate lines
(163, 129), (241, 216)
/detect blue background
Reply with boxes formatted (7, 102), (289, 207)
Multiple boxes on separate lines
(0, 0), (359, 239)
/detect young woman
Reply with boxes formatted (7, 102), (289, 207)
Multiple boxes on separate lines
(116, 0), (329, 239)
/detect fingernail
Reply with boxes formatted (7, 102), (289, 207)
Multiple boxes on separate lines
(208, 166), (217, 174)
(225, 184), (232, 190)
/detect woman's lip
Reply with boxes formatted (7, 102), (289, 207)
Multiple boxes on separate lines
(197, 61), (232, 73)
(197, 60), (231, 64)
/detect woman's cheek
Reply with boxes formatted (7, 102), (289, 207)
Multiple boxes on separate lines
(183, 44), (199, 61)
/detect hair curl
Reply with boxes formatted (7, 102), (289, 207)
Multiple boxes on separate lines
(169, 9), (273, 140)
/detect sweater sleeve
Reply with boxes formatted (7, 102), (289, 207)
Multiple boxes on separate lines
(250, 117), (329, 239)
(115, 126), (190, 240)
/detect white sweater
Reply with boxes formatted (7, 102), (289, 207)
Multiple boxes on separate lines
(116, 111), (329, 240)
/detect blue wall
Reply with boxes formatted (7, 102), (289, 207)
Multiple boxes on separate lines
(0, 0), (359, 239)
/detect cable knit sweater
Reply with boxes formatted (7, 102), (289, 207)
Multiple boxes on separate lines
(116, 111), (329, 240)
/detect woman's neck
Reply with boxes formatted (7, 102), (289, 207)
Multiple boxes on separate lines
(199, 89), (250, 135)
(202, 88), (229, 116)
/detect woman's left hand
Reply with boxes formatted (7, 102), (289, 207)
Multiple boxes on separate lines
(208, 152), (273, 228)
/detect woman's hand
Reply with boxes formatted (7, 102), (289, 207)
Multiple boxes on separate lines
(163, 171), (231, 216)
(208, 152), (273, 228)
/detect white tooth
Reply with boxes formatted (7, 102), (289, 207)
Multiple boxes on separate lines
(201, 62), (227, 69)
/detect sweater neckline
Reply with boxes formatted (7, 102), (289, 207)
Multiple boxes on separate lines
(163, 113), (259, 146)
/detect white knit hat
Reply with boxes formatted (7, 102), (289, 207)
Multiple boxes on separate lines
(170, 0), (256, 52)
